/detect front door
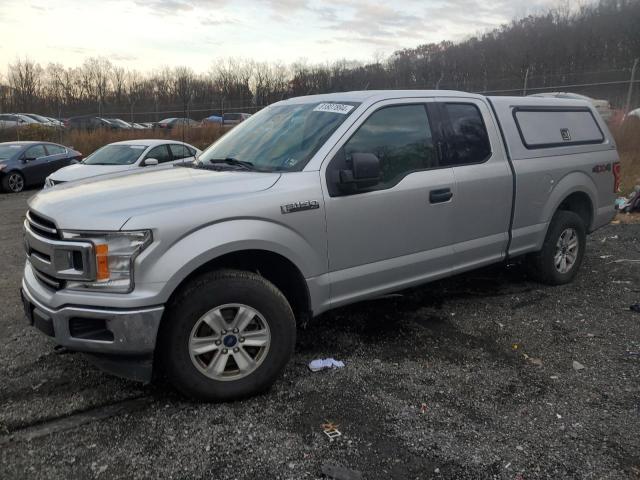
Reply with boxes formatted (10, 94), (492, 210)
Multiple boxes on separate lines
(322, 99), (456, 308)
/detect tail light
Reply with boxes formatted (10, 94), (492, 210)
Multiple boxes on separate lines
(613, 162), (621, 192)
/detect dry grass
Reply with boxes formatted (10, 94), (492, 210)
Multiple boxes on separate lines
(0, 124), (227, 156)
(611, 121), (640, 194)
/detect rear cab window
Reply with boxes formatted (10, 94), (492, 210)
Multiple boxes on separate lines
(439, 103), (492, 166)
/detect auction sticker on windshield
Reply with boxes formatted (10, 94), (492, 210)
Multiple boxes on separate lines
(313, 103), (354, 114)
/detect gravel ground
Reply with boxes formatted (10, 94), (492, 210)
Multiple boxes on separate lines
(1, 190), (639, 480)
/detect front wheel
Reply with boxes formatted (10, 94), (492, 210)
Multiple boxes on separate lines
(159, 269), (296, 401)
(2, 171), (25, 193)
(528, 210), (586, 285)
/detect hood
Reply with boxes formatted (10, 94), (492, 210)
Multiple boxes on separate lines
(49, 163), (135, 182)
(29, 167), (281, 230)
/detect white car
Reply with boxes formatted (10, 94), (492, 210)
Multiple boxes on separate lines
(45, 139), (201, 187)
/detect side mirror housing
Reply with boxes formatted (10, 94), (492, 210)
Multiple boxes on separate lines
(338, 152), (380, 193)
(143, 158), (159, 166)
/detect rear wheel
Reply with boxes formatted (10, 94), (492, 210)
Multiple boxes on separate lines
(528, 210), (586, 285)
(2, 171), (25, 193)
(159, 269), (296, 401)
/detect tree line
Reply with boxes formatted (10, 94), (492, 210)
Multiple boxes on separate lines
(1, 0), (638, 121)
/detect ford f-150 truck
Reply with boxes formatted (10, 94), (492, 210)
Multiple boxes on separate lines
(21, 90), (619, 401)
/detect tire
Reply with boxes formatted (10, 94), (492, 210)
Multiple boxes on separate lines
(159, 269), (296, 401)
(528, 210), (586, 285)
(1, 171), (25, 193)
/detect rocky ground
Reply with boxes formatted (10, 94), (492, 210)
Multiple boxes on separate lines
(1, 190), (639, 479)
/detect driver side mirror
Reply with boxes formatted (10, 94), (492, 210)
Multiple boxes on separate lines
(143, 158), (159, 166)
(22, 156), (35, 163)
(338, 152), (381, 193)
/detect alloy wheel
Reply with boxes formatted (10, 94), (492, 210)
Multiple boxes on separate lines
(554, 227), (579, 273)
(188, 303), (271, 381)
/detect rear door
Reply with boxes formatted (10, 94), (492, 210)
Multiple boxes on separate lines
(21, 144), (50, 185)
(435, 98), (513, 270)
(322, 98), (456, 307)
(168, 144), (196, 165)
(43, 144), (71, 175)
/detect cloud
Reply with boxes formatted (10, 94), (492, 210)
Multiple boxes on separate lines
(133, 0), (226, 15)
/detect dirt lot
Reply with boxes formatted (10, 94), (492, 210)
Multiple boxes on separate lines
(1, 190), (639, 480)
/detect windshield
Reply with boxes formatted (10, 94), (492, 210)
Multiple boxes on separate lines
(83, 144), (147, 165)
(198, 101), (360, 172)
(0, 144), (23, 160)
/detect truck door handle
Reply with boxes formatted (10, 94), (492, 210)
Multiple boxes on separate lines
(429, 188), (453, 204)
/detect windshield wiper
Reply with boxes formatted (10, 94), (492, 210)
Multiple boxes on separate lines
(208, 157), (256, 171)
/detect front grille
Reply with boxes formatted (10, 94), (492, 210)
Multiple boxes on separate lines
(26, 210), (58, 240)
(24, 210), (93, 291)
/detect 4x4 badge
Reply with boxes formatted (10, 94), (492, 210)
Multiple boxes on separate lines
(280, 200), (320, 214)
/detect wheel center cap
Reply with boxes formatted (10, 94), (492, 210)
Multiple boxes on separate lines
(223, 335), (238, 348)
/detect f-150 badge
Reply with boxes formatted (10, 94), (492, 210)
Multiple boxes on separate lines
(280, 200), (320, 214)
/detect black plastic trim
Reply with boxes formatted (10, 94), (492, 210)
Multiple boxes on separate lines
(487, 97), (517, 260)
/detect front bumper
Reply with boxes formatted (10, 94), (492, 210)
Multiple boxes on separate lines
(21, 279), (164, 381)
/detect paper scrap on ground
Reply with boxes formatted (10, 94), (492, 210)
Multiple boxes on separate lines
(308, 358), (345, 372)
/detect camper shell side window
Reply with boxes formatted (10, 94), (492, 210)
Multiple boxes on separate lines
(512, 106), (605, 150)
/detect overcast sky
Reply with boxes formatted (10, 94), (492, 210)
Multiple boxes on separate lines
(0, 0), (579, 72)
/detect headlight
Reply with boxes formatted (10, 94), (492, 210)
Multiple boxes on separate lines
(44, 177), (53, 188)
(61, 230), (152, 293)
(0, 163), (6, 172)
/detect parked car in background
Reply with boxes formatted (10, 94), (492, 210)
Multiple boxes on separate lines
(222, 112), (251, 126)
(65, 116), (117, 130)
(0, 141), (82, 193)
(529, 92), (612, 121)
(0, 114), (41, 129)
(624, 107), (640, 122)
(156, 118), (200, 129)
(13, 114), (41, 126)
(45, 117), (65, 127)
(203, 114), (223, 125)
(45, 139), (201, 187)
(103, 118), (134, 130)
(0, 114), (24, 129)
(18, 113), (57, 127)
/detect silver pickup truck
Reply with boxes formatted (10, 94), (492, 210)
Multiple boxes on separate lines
(21, 90), (619, 401)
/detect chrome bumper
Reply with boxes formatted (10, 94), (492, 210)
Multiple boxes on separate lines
(21, 280), (164, 356)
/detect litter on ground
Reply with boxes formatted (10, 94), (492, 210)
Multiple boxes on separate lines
(321, 422), (342, 441)
(308, 358), (345, 372)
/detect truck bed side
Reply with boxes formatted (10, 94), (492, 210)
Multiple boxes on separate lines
(487, 96), (618, 257)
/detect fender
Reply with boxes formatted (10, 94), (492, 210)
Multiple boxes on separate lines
(137, 218), (326, 304)
(533, 170), (597, 250)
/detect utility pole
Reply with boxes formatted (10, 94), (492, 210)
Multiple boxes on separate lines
(522, 67), (530, 96)
(625, 58), (639, 113)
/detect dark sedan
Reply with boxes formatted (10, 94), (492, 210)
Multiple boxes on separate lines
(155, 117), (200, 129)
(0, 142), (82, 193)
